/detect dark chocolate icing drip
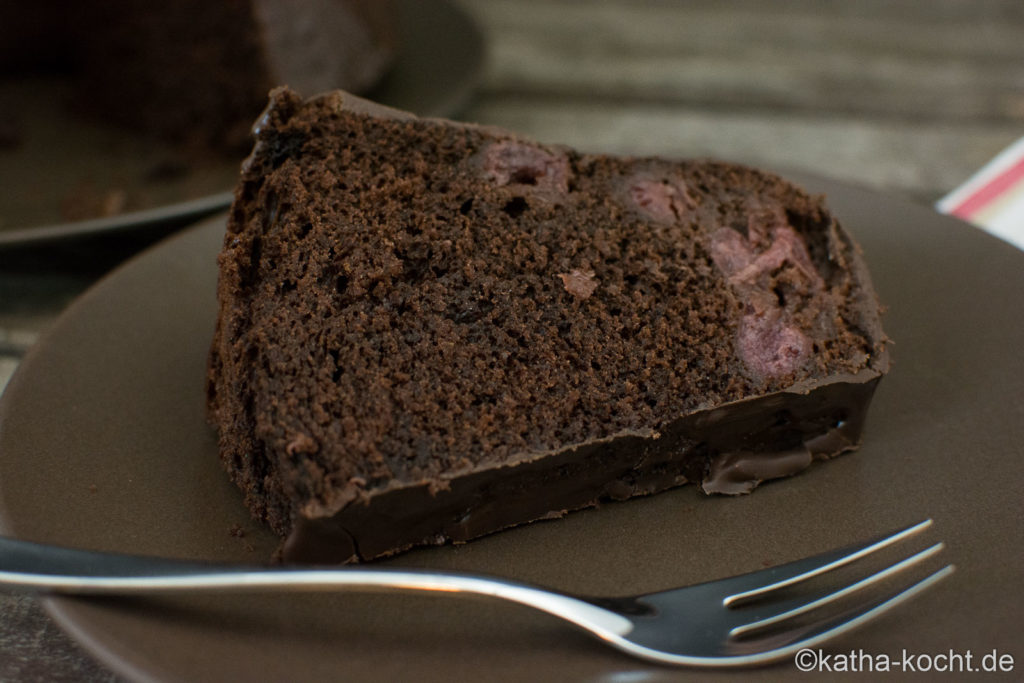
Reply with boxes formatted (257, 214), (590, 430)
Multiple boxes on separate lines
(284, 371), (882, 563)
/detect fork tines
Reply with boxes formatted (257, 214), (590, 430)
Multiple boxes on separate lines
(722, 519), (954, 643)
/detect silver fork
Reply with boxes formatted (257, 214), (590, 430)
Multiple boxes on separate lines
(0, 519), (952, 667)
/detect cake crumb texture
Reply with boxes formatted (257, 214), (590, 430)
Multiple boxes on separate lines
(207, 89), (886, 552)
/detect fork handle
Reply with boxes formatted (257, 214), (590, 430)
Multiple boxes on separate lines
(0, 537), (634, 636)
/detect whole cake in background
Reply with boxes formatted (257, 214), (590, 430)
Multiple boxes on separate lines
(208, 88), (890, 564)
(0, 0), (395, 152)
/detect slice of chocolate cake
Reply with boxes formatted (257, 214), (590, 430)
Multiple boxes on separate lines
(207, 87), (889, 563)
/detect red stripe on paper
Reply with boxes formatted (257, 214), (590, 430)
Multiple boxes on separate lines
(950, 155), (1024, 219)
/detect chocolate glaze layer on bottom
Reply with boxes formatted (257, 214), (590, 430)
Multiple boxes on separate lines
(282, 369), (882, 564)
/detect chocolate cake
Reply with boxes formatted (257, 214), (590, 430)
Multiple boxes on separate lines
(207, 87), (889, 564)
(0, 0), (395, 152)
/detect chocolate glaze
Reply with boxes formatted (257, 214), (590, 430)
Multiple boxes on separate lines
(283, 367), (884, 563)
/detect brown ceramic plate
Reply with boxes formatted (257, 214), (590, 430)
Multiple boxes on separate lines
(0, 0), (483, 247)
(1, 174), (1022, 681)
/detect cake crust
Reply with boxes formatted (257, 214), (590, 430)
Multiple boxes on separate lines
(207, 88), (888, 563)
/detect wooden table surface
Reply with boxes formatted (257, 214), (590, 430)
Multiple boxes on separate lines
(1, 1), (1021, 679)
